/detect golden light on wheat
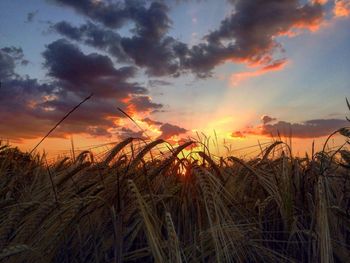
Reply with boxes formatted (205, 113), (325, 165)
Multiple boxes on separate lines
(0, 125), (349, 262)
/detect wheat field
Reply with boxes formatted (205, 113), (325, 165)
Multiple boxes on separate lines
(0, 129), (349, 263)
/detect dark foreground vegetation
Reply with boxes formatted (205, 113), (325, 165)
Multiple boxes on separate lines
(0, 129), (349, 262)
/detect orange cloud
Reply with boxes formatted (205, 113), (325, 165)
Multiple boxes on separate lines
(292, 20), (323, 32)
(231, 131), (246, 139)
(334, 0), (350, 17)
(124, 96), (162, 116)
(230, 59), (288, 87)
(312, 0), (328, 4)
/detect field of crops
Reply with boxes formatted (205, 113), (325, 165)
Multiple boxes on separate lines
(0, 129), (349, 262)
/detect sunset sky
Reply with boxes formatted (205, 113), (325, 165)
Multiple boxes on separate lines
(0, 0), (350, 156)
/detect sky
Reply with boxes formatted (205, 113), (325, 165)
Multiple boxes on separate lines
(0, 0), (350, 157)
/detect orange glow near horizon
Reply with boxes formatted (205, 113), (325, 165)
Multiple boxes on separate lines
(4, 125), (347, 161)
(3, 95), (348, 160)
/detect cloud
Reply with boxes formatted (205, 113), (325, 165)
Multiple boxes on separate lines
(42, 39), (146, 99)
(181, 0), (323, 76)
(261, 119), (349, 138)
(125, 96), (163, 115)
(0, 46), (28, 69)
(139, 118), (189, 142)
(1, 0), (339, 142)
(261, 115), (277, 125)
(52, 0), (133, 29)
(117, 118), (187, 141)
(117, 127), (145, 140)
(334, 0), (350, 17)
(0, 41), (163, 140)
(51, 0), (326, 78)
(121, 35), (180, 76)
(26, 10), (39, 23)
(0, 48), (16, 79)
(230, 59), (288, 86)
(148, 79), (172, 87)
(157, 123), (188, 140)
(53, 21), (84, 41)
(0, 79), (117, 140)
(142, 117), (163, 126)
(0, 48), (57, 139)
(236, 117), (349, 138)
(52, 21), (129, 62)
(51, 1), (181, 76)
(52, 0), (172, 35)
(52, 19), (182, 77)
(231, 131), (245, 138)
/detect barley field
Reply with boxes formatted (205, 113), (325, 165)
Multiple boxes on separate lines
(0, 129), (349, 263)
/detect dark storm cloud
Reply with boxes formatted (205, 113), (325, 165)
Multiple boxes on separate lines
(0, 40), (163, 140)
(52, 0), (171, 32)
(0, 47), (57, 139)
(157, 123), (187, 140)
(0, 77), (118, 140)
(50, 1), (180, 76)
(0, 47), (53, 99)
(42, 39), (146, 98)
(122, 36), (181, 76)
(51, 0), (325, 77)
(178, 0), (324, 76)
(40, 39), (163, 125)
(52, 18), (181, 76)
(117, 0), (174, 76)
(52, 21), (129, 61)
(1, 0), (331, 141)
(53, 21), (83, 41)
(118, 122), (188, 141)
(34, 95), (119, 125)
